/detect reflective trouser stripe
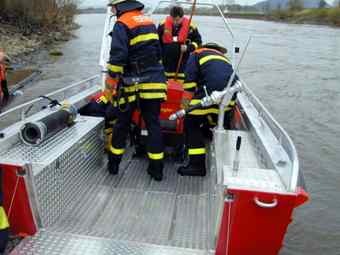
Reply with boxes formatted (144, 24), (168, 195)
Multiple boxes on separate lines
(188, 148), (206, 155)
(0, 207), (9, 230)
(148, 152), (164, 160)
(110, 146), (125, 155)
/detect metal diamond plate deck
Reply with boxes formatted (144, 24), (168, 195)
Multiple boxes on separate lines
(10, 230), (211, 255)
(171, 194), (215, 250)
(39, 156), (216, 250)
(223, 166), (286, 193)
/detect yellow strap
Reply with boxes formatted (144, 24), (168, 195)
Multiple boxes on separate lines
(188, 148), (206, 155)
(104, 128), (113, 134)
(192, 42), (199, 49)
(165, 72), (185, 78)
(183, 82), (197, 90)
(99, 96), (108, 104)
(0, 206), (9, 230)
(130, 33), (159, 46)
(107, 64), (124, 73)
(138, 83), (167, 90)
(110, 146), (125, 155)
(199, 55), (230, 66)
(139, 92), (167, 100)
(148, 152), (164, 160)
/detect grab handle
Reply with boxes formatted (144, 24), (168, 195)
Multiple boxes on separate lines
(254, 197), (278, 208)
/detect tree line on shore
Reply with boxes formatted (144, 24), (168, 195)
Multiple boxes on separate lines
(0, 0), (78, 34)
(156, 1), (340, 27)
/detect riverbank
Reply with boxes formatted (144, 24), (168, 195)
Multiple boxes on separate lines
(0, 21), (79, 89)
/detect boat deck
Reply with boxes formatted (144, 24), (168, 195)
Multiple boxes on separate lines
(11, 152), (217, 254)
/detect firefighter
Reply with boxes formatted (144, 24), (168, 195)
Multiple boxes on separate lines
(178, 43), (238, 176)
(106, 0), (167, 181)
(0, 49), (10, 108)
(158, 6), (202, 83)
(78, 91), (116, 151)
(0, 169), (10, 253)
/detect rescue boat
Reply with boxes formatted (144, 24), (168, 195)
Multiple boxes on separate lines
(0, 2), (308, 254)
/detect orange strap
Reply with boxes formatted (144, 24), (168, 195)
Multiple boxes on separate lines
(194, 48), (224, 56)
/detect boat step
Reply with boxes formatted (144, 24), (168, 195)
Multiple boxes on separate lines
(10, 230), (213, 255)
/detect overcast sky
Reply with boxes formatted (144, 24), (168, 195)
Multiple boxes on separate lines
(80, 0), (268, 8)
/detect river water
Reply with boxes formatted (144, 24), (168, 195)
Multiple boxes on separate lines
(7, 14), (340, 254)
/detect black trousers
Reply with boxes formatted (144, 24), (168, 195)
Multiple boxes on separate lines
(1, 80), (9, 100)
(110, 99), (164, 161)
(185, 110), (233, 164)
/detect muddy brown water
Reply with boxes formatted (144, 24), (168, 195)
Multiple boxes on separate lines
(4, 14), (340, 255)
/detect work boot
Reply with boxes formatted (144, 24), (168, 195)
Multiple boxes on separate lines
(147, 160), (164, 181)
(177, 163), (206, 176)
(107, 154), (121, 175)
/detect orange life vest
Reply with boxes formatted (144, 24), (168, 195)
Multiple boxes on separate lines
(162, 16), (190, 44)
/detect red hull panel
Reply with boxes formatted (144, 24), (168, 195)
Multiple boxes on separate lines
(216, 189), (308, 255)
(1, 164), (37, 236)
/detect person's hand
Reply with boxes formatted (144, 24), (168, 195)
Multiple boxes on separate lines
(180, 44), (188, 53)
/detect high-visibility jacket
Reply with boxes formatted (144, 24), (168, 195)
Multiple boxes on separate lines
(158, 17), (202, 82)
(107, 5), (167, 103)
(183, 48), (237, 116)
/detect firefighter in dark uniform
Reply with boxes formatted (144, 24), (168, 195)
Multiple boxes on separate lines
(78, 91), (116, 151)
(0, 49), (10, 109)
(178, 43), (238, 176)
(106, 0), (167, 181)
(158, 6), (202, 83)
(0, 169), (10, 253)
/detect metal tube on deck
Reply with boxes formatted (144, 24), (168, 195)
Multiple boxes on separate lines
(20, 105), (77, 146)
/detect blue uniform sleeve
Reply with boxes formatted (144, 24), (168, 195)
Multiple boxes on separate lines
(107, 22), (129, 79)
(183, 54), (199, 92)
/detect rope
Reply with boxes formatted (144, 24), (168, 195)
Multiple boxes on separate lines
(174, 0), (197, 81)
(8, 175), (20, 219)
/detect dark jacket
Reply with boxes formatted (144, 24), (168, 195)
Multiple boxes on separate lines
(158, 19), (202, 81)
(107, 1), (167, 102)
(183, 48), (237, 115)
